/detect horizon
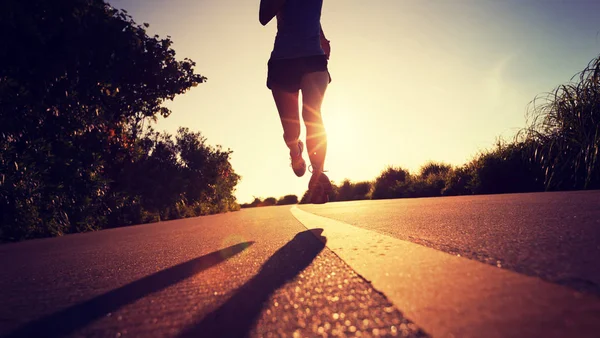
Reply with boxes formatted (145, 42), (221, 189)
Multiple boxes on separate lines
(108, 0), (600, 204)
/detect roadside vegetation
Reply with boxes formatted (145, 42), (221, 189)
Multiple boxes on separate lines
(0, 0), (240, 242)
(244, 51), (600, 207)
(520, 54), (600, 191)
(240, 195), (299, 208)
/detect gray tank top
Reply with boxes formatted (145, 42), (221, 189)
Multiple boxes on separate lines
(270, 0), (325, 60)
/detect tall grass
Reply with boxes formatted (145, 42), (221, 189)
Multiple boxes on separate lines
(467, 140), (545, 194)
(522, 53), (600, 190)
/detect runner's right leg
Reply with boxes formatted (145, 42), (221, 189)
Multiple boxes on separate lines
(272, 88), (306, 177)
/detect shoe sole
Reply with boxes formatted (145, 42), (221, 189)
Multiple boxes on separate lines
(310, 181), (331, 204)
(292, 160), (306, 177)
(291, 142), (306, 177)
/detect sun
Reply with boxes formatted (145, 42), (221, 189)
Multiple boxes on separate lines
(320, 100), (367, 178)
(324, 113), (357, 147)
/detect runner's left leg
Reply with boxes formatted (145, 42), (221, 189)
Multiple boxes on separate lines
(300, 71), (331, 203)
(300, 71), (329, 172)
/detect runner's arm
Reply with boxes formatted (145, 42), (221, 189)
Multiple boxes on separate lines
(320, 25), (331, 59)
(259, 0), (285, 26)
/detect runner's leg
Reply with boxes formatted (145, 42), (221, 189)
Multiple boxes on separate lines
(300, 71), (329, 171)
(272, 88), (301, 151)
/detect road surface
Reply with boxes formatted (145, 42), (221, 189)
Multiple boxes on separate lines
(1, 190), (599, 337)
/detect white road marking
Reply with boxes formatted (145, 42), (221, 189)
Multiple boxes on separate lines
(291, 206), (600, 338)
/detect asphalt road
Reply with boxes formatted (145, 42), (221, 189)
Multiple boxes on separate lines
(301, 190), (600, 296)
(0, 207), (422, 338)
(1, 190), (599, 337)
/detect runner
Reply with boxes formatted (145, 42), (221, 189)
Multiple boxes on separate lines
(260, 0), (333, 204)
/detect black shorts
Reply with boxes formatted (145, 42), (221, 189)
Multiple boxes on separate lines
(267, 55), (332, 92)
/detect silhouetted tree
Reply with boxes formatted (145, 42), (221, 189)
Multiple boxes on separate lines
(336, 179), (371, 201)
(371, 166), (411, 199)
(336, 180), (354, 201)
(261, 197), (277, 207)
(277, 195), (299, 205)
(468, 141), (544, 195)
(442, 167), (474, 196)
(241, 198), (263, 209)
(0, 0), (243, 242)
(419, 162), (451, 179)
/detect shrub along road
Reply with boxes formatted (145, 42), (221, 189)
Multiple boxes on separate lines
(1, 191), (599, 337)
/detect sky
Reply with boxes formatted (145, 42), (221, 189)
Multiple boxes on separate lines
(108, 0), (600, 204)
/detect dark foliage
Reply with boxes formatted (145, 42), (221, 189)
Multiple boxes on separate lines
(523, 52), (600, 190)
(0, 0), (239, 242)
(277, 195), (299, 205)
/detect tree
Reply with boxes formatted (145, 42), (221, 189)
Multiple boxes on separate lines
(0, 0), (217, 241)
(277, 195), (299, 205)
(419, 162), (451, 179)
(261, 197), (277, 207)
(336, 179), (371, 201)
(371, 166), (411, 199)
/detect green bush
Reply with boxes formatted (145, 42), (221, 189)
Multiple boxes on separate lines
(419, 162), (451, 179)
(468, 141), (545, 194)
(409, 162), (452, 197)
(372, 166), (411, 199)
(335, 179), (372, 201)
(277, 195), (299, 205)
(261, 197), (277, 207)
(242, 198), (263, 208)
(442, 166), (474, 196)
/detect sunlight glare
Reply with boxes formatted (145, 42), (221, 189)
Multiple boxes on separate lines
(322, 99), (368, 180)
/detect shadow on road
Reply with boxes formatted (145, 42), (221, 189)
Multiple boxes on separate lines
(178, 228), (326, 338)
(5, 241), (254, 338)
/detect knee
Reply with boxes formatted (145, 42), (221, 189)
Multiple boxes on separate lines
(305, 119), (325, 131)
(302, 105), (323, 120)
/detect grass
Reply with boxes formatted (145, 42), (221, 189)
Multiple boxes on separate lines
(521, 53), (600, 190)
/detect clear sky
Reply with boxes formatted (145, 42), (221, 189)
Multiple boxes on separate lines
(108, 0), (600, 204)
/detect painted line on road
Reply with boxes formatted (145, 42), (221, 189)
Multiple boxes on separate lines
(290, 205), (600, 338)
